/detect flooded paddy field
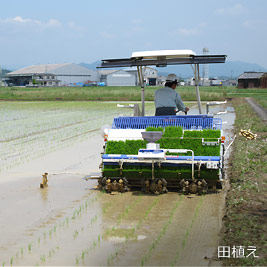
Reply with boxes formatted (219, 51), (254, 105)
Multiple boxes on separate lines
(0, 101), (235, 266)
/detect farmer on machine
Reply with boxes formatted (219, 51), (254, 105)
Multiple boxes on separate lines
(154, 74), (189, 116)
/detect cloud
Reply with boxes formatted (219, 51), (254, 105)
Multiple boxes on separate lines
(132, 26), (144, 32)
(68, 21), (84, 31)
(0, 16), (61, 28)
(177, 28), (198, 36)
(132, 18), (143, 24)
(243, 19), (267, 27)
(100, 31), (116, 39)
(171, 23), (207, 36)
(215, 4), (245, 15)
(46, 19), (61, 27)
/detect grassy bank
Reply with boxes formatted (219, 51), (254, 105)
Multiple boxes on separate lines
(0, 86), (267, 101)
(252, 95), (267, 109)
(221, 98), (267, 266)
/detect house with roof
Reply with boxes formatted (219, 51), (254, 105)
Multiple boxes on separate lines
(123, 67), (159, 86)
(99, 69), (136, 86)
(238, 72), (267, 88)
(6, 63), (99, 86)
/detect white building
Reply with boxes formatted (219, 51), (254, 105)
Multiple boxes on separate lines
(144, 67), (158, 86)
(6, 63), (99, 86)
(123, 67), (158, 86)
(157, 75), (167, 86)
(99, 70), (136, 86)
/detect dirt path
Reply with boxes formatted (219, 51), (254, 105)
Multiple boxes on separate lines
(0, 102), (235, 266)
(246, 97), (267, 124)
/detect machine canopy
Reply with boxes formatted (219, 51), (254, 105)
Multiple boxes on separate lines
(98, 49), (226, 68)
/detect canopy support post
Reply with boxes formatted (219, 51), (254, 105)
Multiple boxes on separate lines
(137, 66), (145, 116)
(194, 63), (202, 114)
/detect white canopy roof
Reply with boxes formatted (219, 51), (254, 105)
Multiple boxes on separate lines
(131, 50), (196, 59)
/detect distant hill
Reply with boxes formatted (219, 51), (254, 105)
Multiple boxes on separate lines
(156, 61), (266, 79)
(80, 61), (101, 70)
(80, 60), (266, 79)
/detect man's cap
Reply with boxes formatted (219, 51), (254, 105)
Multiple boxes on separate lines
(166, 74), (179, 83)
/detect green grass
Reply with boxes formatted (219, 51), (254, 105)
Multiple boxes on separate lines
(252, 95), (267, 109)
(1, 86), (266, 102)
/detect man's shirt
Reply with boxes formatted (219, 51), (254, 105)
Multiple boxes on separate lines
(154, 87), (186, 112)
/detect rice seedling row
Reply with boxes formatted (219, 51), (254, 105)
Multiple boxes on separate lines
(105, 196), (161, 266)
(74, 195), (143, 265)
(140, 195), (184, 266)
(0, 102), (138, 173)
(170, 196), (204, 266)
(6, 192), (102, 266)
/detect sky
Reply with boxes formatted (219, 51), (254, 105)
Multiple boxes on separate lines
(1, 0), (267, 70)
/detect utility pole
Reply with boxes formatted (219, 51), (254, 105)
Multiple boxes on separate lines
(202, 48), (209, 86)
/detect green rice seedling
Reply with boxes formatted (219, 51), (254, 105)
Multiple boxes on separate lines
(146, 126), (163, 132)
(38, 237), (40, 245)
(81, 251), (85, 261)
(49, 229), (52, 238)
(56, 246), (59, 250)
(73, 230), (79, 239)
(169, 197), (204, 265)
(40, 255), (46, 263)
(93, 241), (97, 248)
(141, 196), (183, 264)
(182, 239), (186, 249)
(105, 229), (110, 236)
(72, 211), (76, 220)
(28, 243), (32, 252)
(2, 262), (5, 267)
(54, 225), (57, 233)
(20, 248), (23, 255)
(98, 234), (101, 242)
(163, 126), (183, 137)
(16, 252), (19, 259)
(10, 257), (13, 266)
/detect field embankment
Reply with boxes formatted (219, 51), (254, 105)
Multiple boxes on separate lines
(0, 86), (267, 102)
(221, 98), (267, 266)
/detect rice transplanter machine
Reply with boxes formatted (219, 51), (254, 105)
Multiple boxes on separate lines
(89, 50), (227, 194)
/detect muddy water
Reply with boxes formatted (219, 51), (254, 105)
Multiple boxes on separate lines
(0, 101), (235, 266)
